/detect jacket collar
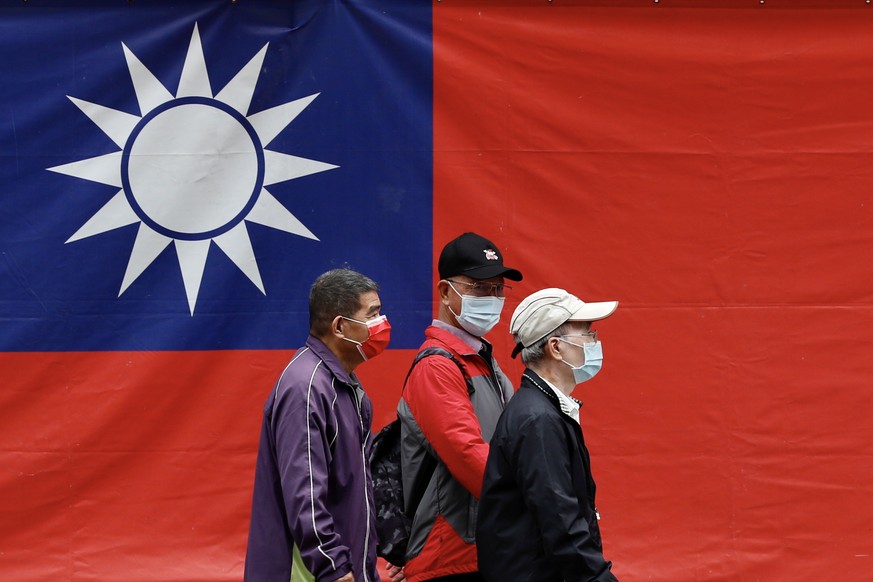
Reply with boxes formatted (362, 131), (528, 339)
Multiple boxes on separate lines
(305, 334), (358, 387)
(521, 368), (583, 421)
(426, 321), (490, 357)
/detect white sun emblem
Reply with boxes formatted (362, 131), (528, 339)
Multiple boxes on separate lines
(48, 23), (337, 314)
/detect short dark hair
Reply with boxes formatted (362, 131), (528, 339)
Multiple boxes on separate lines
(309, 268), (379, 337)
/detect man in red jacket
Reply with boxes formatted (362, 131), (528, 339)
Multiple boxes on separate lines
(397, 232), (523, 582)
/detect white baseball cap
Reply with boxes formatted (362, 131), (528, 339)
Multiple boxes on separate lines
(510, 288), (618, 357)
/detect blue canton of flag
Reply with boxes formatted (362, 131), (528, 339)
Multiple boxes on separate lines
(0, 0), (433, 351)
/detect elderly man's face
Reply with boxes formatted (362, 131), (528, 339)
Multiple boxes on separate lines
(340, 290), (383, 346)
(443, 275), (504, 324)
(555, 321), (595, 365)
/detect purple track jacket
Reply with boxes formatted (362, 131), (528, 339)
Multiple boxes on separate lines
(245, 335), (380, 582)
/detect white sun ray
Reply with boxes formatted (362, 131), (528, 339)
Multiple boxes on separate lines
(247, 190), (318, 240)
(122, 44), (175, 116)
(213, 223), (265, 293)
(216, 45), (268, 115)
(248, 94), (319, 146)
(67, 97), (141, 148)
(176, 24), (212, 98)
(48, 152), (123, 187)
(175, 239), (211, 315)
(67, 190), (139, 243)
(120, 224), (173, 295)
(263, 151), (339, 186)
(53, 23), (338, 314)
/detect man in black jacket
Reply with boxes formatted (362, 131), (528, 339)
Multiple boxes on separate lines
(477, 288), (619, 582)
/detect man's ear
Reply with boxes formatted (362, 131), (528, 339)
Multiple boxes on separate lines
(437, 280), (451, 304)
(330, 315), (345, 338)
(546, 336), (563, 360)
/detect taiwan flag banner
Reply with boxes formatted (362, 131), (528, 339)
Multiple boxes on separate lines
(0, 1), (431, 580)
(6, 1), (873, 581)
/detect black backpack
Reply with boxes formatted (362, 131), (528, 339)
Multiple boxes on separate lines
(369, 347), (472, 566)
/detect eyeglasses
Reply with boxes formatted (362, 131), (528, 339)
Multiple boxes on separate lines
(559, 330), (598, 345)
(446, 279), (512, 297)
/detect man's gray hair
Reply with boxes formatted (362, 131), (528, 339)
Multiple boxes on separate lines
(309, 268), (379, 337)
(517, 323), (573, 366)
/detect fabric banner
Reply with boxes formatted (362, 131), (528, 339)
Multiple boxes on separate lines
(1, 1), (430, 579)
(434, 2), (873, 581)
(3, 0), (873, 580)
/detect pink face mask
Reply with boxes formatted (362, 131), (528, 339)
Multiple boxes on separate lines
(342, 315), (391, 360)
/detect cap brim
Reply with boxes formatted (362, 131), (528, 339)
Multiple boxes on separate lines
(567, 300), (618, 322)
(511, 301), (617, 358)
(462, 264), (523, 281)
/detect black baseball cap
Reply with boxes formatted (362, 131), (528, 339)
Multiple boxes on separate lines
(438, 232), (523, 281)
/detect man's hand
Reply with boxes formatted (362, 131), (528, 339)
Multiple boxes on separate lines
(386, 563), (406, 582)
(333, 574), (354, 582)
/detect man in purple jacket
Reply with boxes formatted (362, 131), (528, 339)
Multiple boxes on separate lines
(245, 268), (392, 582)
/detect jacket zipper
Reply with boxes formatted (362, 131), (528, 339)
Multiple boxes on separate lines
(352, 385), (371, 582)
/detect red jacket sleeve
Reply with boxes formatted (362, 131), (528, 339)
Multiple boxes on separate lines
(404, 355), (488, 498)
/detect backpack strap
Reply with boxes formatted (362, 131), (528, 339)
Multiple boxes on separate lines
(403, 346), (474, 395)
(397, 346), (474, 524)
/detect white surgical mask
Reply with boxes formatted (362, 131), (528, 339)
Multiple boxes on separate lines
(558, 339), (603, 384)
(448, 282), (504, 336)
